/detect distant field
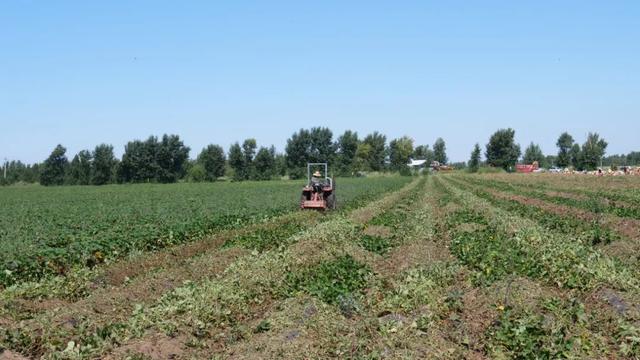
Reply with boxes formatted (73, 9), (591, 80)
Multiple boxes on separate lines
(0, 177), (410, 286)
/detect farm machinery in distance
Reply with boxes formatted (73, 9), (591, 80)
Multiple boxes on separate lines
(300, 163), (336, 210)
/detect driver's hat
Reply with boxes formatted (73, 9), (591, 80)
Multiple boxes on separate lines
(313, 171), (322, 177)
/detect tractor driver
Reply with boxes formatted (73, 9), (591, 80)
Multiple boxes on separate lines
(311, 170), (325, 193)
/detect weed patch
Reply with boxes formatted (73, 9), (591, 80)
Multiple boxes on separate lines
(358, 235), (392, 255)
(286, 255), (371, 305)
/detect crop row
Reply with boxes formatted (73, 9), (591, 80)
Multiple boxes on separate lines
(438, 176), (639, 290)
(447, 176), (620, 245)
(435, 176), (640, 358)
(461, 175), (640, 220)
(0, 177), (411, 287)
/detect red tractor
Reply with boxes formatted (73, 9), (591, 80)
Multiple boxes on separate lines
(300, 163), (336, 210)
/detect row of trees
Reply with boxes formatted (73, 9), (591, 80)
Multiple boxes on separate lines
(3, 128), (449, 186)
(4, 127), (628, 185)
(284, 128), (447, 178)
(467, 129), (612, 172)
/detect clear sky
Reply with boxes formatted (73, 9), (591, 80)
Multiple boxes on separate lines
(1, 1), (639, 163)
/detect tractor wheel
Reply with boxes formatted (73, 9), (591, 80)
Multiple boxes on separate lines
(300, 193), (306, 208)
(327, 193), (337, 210)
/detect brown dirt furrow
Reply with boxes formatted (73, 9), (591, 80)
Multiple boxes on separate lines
(0, 350), (30, 360)
(544, 190), (589, 202)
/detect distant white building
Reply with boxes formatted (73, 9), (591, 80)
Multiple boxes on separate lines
(407, 159), (427, 168)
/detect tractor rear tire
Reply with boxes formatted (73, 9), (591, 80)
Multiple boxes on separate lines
(327, 193), (337, 210)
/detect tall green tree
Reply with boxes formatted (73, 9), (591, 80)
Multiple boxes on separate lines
(581, 132), (608, 170)
(389, 136), (414, 175)
(485, 128), (521, 171)
(254, 146), (276, 180)
(197, 144), (226, 181)
(555, 132), (574, 168)
(523, 142), (545, 167)
(118, 134), (188, 183)
(285, 127), (335, 179)
(228, 142), (245, 181)
(335, 130), (359, 176)
(118, 137), (159, 183)
(40, 144), (68, 186)
(468, 143), (481, 173)
(354, 143), (372, 172)
(363, 132), (387, 171)
(92, 144), (116, 185)
(570, 143), (583, 170)
(274, 153), (287, 177)
(68, 150), (93, 185)
(242, 138), (257, 180)
(155, 134), (190, 183)
(433, 138), (448, 164)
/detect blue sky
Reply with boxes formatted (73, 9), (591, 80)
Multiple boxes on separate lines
(1, 1), (638, 163)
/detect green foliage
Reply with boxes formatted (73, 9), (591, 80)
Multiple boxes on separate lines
(468, 143), (481, 173)
(581, 132), (608, 170)
(118, 134), (190, 183)
(335, 130), (359, 176)
(0, 177), (410, 286)
(286, 255), (371, 304)
(0, 161), (41, 185)
(253, 146), (276, 180)
(242, 138), (257, 180)
(413, 144), (434, 163)
(488, 306), (577, 359)
(362, 131), (387, 172)
(570, 143), (582, 169)
(285, 127), (336, 179)
(225, 219), (304, 251)
(370, 209), (406, 228)
(454, 177), (620, 244)
(485, 128), (521, 171)
(197, 144), (226, 181)
(389, 136), (414, 174)
(556, 132), (574, 168)
(523, 142), (545, 167)
(40, 144), (68, 186)
(186, 163), (207, 182)
(354, 143), (372, 172)
(155, 134), (190, 183)
(433, 137), (447, 164)
(382, 262), (459, 313)
(92, 144), (117, 185)
(358, 235), (391, 255)
(444, 177), (638, 291)
(228, 142), (245, 181)
(67, 150), (92, 185)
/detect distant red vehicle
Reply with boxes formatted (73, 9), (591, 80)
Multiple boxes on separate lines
(516, 161), (539, 173)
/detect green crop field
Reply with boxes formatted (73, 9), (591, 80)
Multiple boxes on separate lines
(0, 177), (410, 287)
(2, 173), (640, 359)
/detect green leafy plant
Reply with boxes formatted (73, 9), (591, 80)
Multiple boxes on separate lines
(286, 255), (371, 304)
